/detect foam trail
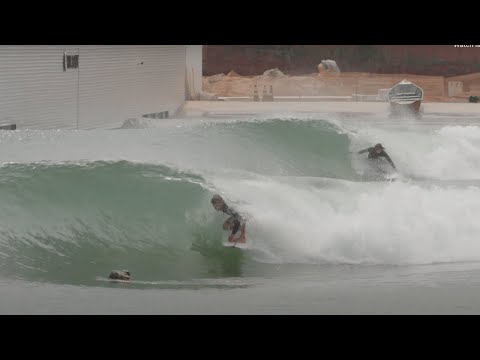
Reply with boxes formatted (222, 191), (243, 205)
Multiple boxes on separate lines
(213, 174), (480, 265)
(350, 125), (480, 180)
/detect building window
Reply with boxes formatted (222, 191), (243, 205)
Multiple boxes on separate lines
(63, 52), (79, 71)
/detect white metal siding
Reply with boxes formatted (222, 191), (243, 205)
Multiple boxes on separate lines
(0, 45), (187, 130)
(78, 45), (186, 129)
(0, 45), (79, 129)
(186, 45), (203, 99)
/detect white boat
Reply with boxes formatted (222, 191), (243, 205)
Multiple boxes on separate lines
(388, 79), (423, 117)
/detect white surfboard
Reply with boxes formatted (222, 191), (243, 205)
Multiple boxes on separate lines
(222, 236), (250, 249)
(383, 171), (399, 181)
(222, 222), (249, 249)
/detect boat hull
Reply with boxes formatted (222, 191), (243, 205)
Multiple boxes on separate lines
(389, 100), (422, 117)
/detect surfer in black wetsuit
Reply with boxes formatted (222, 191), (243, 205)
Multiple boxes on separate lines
(211, 194), (246, 243)
(358, 143), (396, 170)
(108, 270), (130, 281)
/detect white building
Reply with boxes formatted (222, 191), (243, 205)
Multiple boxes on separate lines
(0, 45), (202, 130)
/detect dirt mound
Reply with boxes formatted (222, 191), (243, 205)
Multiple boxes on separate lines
(226, 70), (242, 77)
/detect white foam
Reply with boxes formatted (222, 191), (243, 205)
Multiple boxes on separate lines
(213, 175), (480, 265)
(350, 125), (480, 180)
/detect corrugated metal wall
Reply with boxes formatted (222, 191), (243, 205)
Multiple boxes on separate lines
(0, 45), (79, 129)
(0, 45), (187, 130)
(78, 45), (186, 129)
(186, 45), (203, 99)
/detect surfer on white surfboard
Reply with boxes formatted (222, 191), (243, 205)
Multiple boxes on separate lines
(211, 194), (246, 245)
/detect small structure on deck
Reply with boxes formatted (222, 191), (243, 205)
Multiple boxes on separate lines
(253, 84), (260, 101)
(446, 72), (480, 100)
(262, 85), (274, 101)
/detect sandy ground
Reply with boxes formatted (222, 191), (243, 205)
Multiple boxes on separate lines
(202, 72), (467, 103)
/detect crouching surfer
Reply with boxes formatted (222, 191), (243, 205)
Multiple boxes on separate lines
(211, 194), (247, 244)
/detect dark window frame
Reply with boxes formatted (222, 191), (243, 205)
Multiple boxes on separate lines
(63, 52), (79, 71)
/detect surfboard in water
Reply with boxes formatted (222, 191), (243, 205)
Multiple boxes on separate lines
(222, 222), (249, 249)
(222, 237), (250, 249)
(383, 171), (399, 181)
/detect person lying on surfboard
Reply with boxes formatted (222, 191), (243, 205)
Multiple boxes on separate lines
(357, 143), (396, 170)
(211, 194), (246, 243)
(108, 270), (130, 281)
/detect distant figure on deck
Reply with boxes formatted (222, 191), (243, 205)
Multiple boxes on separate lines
(358, 143), (396, 170)
(108, 270), (130, 281)
(211, 194), (246, 243)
